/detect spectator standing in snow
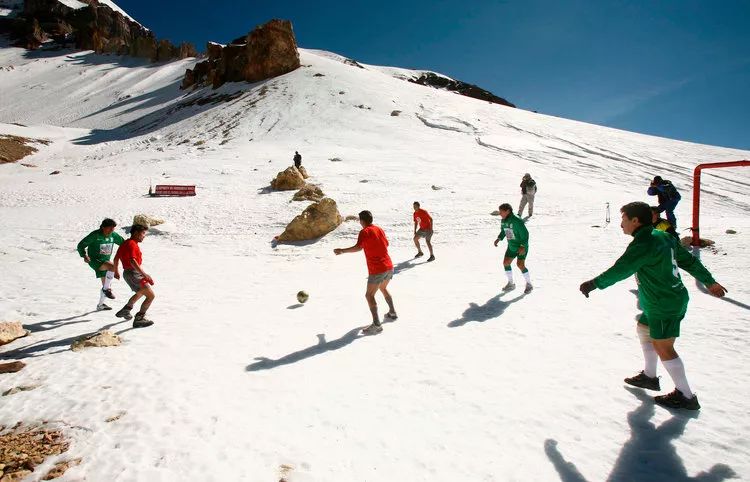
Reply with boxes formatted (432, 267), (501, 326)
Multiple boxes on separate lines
(579, 202), (726, 410)
(334, 210), (397, 335)
(412, 202), (435, 262)
(494, 203), (532, 294)
(293, 151), (302, 168)
(114, 224), (156, 328)
(518, 173), (537, 218)
(647, 176), (681, 228)
(76, 218), (124, 311)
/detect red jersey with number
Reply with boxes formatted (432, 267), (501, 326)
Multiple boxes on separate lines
(413, 209), (432, 230)
(116, 239), (142, 270)
(356, 225), (393, 274)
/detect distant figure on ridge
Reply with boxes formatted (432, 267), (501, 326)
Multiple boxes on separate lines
(494, 203), (532, 294)
(580, 202), (726, 410)
(114, 224), (156, 328)
(334, 210), (397, 335)
(76, 218), (124, 311)
(651, 206), (678, 239)
(518, 173), (537, 218)
(647, 175), (681, 228)
(293, 151), (302, 168)
(412, 201), (435, 262)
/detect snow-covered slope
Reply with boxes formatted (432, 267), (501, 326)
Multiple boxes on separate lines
(1, 42), (749, 481)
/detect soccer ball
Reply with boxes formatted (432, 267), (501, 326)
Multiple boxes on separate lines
(297, 291), (309, 303)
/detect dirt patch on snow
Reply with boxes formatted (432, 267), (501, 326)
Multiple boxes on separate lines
(0, 422), (77, 480)
(0, 135), (50, 164)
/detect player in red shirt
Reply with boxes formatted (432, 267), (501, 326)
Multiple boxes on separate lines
(412, 201), (434, 261)
(334, 210), (397, 335)
(113, 224), (156, 328)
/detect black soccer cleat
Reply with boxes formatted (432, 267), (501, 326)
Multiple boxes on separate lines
(654, 389), (700, 410)
(624, 371), (661, 391)
(115, 305), (133, 320)
(102, 288), (115, 299)
(414, 252), (424, 258)
(427, 255), (435, 262)
(133, 312), (154, 328)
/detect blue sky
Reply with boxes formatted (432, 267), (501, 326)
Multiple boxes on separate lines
(119, 0), (750, 150)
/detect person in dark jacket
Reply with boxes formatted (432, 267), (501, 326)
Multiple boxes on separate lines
(647, 176), (681, 228)
(293, 151), (302, 168)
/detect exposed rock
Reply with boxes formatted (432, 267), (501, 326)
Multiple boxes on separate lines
(390, 110), (401, 116)
(329, 157), (343, 162)
(408, 72), (515, 107)
(49, 170), (60, 175)
(0, 424), (71, 480)
(344, 215), (359, 222)
(132, 214), (164, 227)
(3, 384), (41, 397)
(297, 165), (309, 179)
(0, 361), (26, 374)
(0, 321), (30, 346)
(292, 184), (325, 202)
(8, 0), (194, 63)
(726, 229), (737, 234)
(43, 458), (82, 480)
(105, 411), (126, 423)
(0, 135), (48, 164)
(278, 198), (342, 242)
(71, 330), (121, 352)
(680, 237), (715, 248)
(491, 210), (501, 216)
(182, 19), (300, 89)
(271, 166), (305, 191)
(431, 185), (443, 190)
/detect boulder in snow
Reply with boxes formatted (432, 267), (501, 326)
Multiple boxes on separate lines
(0, 321), (30, 346)
(298, 165), (309, 179)
(0, 361), (26, 374)
(133, 214), (164, 227)
(278, 198), (342, 242)
(71, 330), (121, 352)
(292, 184), (325, 202)
(271, 166), (305, 191)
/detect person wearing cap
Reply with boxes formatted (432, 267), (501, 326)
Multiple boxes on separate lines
(648, 175), (681, 228)
(518, 173), (537, 218)
(76, 218), (125, 311)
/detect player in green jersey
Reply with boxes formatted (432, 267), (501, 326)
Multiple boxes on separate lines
(76, 218), (125, 311)
(580, 202), (727, 410)
(494, 203), (532, 294)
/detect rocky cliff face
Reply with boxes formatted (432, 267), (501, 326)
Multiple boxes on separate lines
(2, 0), (196, 61)
(181, 19), (300, 89)
(409, 72), (516, 108)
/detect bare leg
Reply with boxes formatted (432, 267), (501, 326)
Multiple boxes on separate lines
(379, 278), (395, 315)
(365, 282), (380, 324)
(413, 235), (423, 254)
(425, 233), (434, 256)
(137, 286), (156, 314)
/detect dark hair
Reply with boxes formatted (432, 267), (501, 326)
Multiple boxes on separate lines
(358, 210), (373, 224)
(621, 202), (651, 225)
(130, 224), (149, 236)
(650, 206), (660, 213)
(498, 203), (513, 213)
(100, 218), (117, 228)
(413, 201), (420, 208)
(653, 176), (663, 183)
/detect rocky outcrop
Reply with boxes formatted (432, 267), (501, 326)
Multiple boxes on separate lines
(71, 330), (121, 351)
(292, 184), (325, 202)
(298, 165), (309, 179)
(408, 72), (515, 107)
(278, 198), (342, 242)
(133, 214), (164, 227)
(4, 0), (195, 63)
(271, 166), (305, 191)
(181, 19), (300, 89)
(0, 361), (26, 374)
(0, 321), (30, 346)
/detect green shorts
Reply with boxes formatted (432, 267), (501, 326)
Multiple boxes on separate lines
(88, 259), (109, 278)
(504, 246), (528, 261)
(638, 311), (686, 339)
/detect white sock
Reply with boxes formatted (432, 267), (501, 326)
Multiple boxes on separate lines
(103, 271), (114, 290)
(641, 343), (658, 377)
(522, 271), (531, 284)
(662, 357), (693, 398)
(505, 269), (513, 283)
(98, 289), (107, 306)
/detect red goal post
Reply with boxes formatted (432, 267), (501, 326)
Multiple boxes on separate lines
(691, 160), (750, 246)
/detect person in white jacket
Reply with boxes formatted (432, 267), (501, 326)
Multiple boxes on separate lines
(518, 173), (537, 217)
